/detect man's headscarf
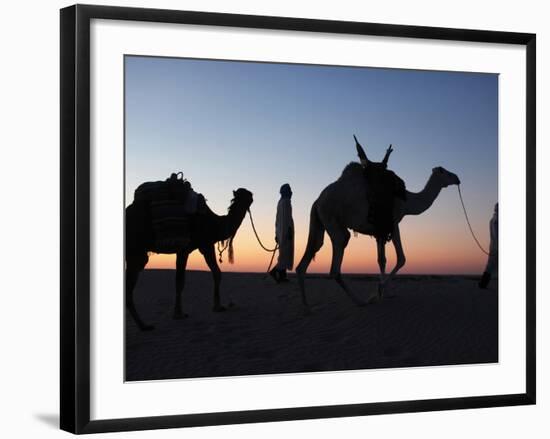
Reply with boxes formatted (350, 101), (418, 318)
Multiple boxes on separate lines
(280, 183), (292, 198)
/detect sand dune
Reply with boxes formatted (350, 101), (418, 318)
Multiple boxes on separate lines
(125, 270), (497, 381)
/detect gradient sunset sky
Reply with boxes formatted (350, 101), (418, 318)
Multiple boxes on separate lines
(125, 56), (498, 274)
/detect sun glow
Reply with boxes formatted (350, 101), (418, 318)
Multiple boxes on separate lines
(144, 215), (488, 274)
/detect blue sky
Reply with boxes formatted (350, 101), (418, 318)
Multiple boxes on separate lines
(125, 55), (498, 273)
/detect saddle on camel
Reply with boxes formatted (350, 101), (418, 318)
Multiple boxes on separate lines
(133, 172), (202, 253)
(353, 135), (406, 242)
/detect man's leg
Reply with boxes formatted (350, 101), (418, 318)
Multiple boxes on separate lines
(269, 267), (281, 283)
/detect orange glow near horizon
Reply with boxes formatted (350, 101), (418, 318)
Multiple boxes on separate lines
(143, 212), (489, 275)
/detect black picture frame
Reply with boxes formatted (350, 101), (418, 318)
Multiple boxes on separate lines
(60, 4), (536, 434)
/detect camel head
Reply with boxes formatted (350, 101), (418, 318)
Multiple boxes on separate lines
(431, 166), (460, 188)
(225, 188), (253, 264)
(231, 188), (254, 210)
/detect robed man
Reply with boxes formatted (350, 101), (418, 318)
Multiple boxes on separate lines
(270, 183), (295, 283)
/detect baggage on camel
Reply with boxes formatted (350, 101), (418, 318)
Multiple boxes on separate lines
(133, 172), (202, 253)
(354, 135), (406, 242)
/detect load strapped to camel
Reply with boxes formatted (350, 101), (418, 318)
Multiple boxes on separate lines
(354, 135), (406, 242)
(134, 172), (201, 253)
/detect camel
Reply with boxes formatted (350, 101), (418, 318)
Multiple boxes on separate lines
(125, 188), (254, 330)
(295, 162), (460, 310)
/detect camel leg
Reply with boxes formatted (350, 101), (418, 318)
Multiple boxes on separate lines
(377, 224), (406, 300)
(296, 255), (316, 309)
(296, 241), (321, 309)
(376, 238), (387, 283)
(126, 253), (154, 331)
(173, 251), (189, 319)
(326, 224), (367, 307)
(200, 245), (225, 312)
(295, 203), (325, 309)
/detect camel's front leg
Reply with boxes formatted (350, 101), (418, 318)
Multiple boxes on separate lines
(376, 237), (387, 283)
(375, 224), (406, 301)
(200, 245), (226, 312)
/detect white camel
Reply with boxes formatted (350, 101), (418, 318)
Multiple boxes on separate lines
(295, 162), (460, 309)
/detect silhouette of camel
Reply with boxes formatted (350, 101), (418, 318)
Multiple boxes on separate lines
(296, 162), (460, 311)
(126, 188), (253, 330)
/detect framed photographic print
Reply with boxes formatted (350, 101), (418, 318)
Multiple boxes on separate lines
(60, 4), (536, 434)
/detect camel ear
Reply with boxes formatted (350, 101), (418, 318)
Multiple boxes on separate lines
(233, 190), (237, 197)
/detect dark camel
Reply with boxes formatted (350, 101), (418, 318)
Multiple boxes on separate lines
(125, 188), (253, 330)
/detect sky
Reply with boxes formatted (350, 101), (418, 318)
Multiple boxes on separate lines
(125, 55), (498, 274)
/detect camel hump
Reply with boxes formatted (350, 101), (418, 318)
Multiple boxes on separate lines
(364, 166), (407, 242)
(133, 172), (196, 253)
(134, 173), (192, 204)
(382, 169), (407, 201)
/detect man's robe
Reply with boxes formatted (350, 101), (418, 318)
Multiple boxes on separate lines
(275, 197), (294, 270)
(485, 205), (498, 274)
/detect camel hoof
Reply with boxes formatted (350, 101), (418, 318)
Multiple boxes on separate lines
(173, 312), (189, 320)
(378, 283), (385, 299)
(228, 301), (235, 308)
(356, 300), (368, 308)
(367, 294), (380, 305)
(213, 305), (227, 312)
(303, 306), (313, 316)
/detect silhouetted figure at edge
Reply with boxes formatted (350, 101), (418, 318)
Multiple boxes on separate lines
(354, 135), (407, 242)
(479, 203), (498, 289)
(270, 183), (295, 283)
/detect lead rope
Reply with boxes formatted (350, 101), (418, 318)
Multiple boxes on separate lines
(247, 209), (279, 273)
(457, 185), (490, 256)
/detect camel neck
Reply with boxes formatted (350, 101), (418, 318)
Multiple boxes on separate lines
(220, 203), (248, 240)
(404, 174), (442, 216)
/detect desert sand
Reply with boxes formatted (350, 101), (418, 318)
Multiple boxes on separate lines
(125, 270), (497, 381)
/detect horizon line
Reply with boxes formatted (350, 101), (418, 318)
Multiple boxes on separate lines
(142, 268), (486, 276)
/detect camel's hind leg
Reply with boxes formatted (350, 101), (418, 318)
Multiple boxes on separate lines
(126, 252), (153, 331)
(375, 237), (387, 301)
(173, 251), (189, 319)
(376, 238), (387, 281)
(295, 203), (325, 308)
(324, 222), (367, 307)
